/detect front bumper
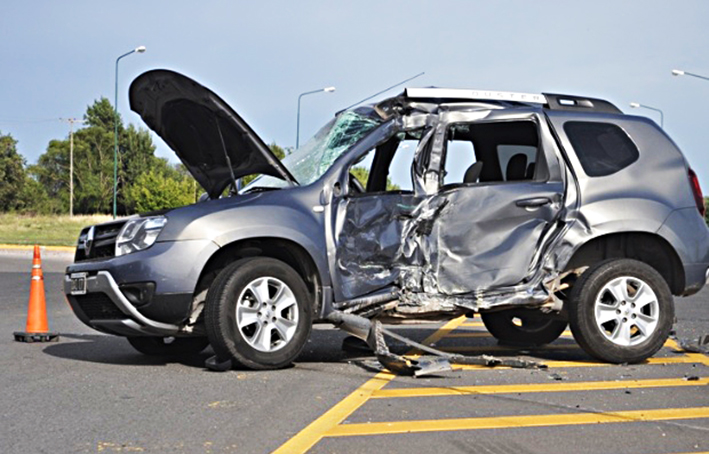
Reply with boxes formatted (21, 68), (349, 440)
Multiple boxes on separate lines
(64, 238), (219, 336)
(65, 271), (183, 336)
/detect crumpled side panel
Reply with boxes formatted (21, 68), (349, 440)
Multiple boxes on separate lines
(332, 108), (570, 316)
(335, 193), (422, 300)
(396, 181), (563, 296)
(336, 184), (565, 313)
(431, 186), (560, 294)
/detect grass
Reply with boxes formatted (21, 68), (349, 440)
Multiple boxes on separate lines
(0, 213), (114, 247)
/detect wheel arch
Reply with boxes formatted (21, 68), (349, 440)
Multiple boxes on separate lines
(195, 236), (325, 317)
(564, 231), (685, 295)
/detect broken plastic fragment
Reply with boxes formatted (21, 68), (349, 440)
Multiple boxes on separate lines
(328, 310), (543, 377)
(677, 334), (709, 354)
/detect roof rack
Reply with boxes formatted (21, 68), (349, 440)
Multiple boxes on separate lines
(543, 93), (622, 114)
(404, 88), (546, 104)
(403, 88), (622, 114)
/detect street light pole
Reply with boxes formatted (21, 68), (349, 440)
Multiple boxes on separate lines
(672, 69), (709, 82)
(114, 45), (146, 219)
(629, 102), (664, 128)
(60, 118), (85, 217)
(296, 86), (335, 149)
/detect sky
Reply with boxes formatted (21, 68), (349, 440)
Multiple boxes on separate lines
(2, 1), (709, 185)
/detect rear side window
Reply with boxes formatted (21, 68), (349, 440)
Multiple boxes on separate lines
(564, 122), (639, 177)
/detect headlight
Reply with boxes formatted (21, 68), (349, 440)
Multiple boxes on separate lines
(115, 216), (167, 257)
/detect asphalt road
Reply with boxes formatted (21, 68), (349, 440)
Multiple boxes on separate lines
(0, 249), (708, 454)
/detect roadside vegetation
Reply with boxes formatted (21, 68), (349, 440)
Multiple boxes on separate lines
(0, 213), (112, 247)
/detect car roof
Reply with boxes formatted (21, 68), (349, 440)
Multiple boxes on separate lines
(399, 87), (622, 115)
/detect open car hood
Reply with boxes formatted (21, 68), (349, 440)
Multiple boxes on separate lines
(129, 70), (297, 198)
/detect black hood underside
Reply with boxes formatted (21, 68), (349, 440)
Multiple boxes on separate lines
(129, 69), (296, 198)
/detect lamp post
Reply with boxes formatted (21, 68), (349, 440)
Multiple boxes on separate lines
(114, 45), (146, 219)
(60, 118), (86, 217)
(672, 69), (709, 82)
(296, 86), (335, 149)
(629, 102), (664, 128)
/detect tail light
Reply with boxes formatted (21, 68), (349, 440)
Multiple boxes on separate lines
(688, 167), (706, 217)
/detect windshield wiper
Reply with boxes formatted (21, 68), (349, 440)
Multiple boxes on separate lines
(242, 186), (281, 194)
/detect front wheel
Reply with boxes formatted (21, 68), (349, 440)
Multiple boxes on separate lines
(205, 257), (313, 370)
(568, 259), (674, 363)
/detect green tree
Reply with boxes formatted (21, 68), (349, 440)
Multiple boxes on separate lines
(124, 164), (196, 212)
(269, 142), (287, 160)
(0, 132), (27, 211)
(16, 176), (54, 214)
(32, 121), (114, 214)
(350, 166), (400, 191)
(0, 131), (53, 213)
(31, 97), (160, 215)
(85, 97), (118, 130)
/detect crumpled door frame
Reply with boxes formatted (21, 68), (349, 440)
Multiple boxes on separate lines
(332, 106), (571, 318)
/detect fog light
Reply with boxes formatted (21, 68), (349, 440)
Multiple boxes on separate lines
(119, 282), (156, 307)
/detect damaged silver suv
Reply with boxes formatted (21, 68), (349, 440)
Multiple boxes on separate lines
(64, 70), (709, 372)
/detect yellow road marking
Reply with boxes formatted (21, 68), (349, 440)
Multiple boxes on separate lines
(442, 331), (703, 361)
(445, 331), (491, 338)
(452, 355), (706, 370)
(326, 406), (709, 437)
(273, 316), (467, 454)
(372, 377), (709, 398)
(460, 322), (485, 327)
(445, 329), (574, 339)
(440, 343), (580, 353)
(276, 317), (709, 451)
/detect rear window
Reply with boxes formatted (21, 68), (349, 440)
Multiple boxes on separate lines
(563, 122), (639, 177)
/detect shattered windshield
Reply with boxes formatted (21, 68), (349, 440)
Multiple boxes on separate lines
(244, 109), (382, 190)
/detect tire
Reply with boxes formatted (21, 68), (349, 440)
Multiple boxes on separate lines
(127, 336), (210, 357)
(568, 258), (674, 363)
(204, 257), (312, 370)
(481, 309), (567, 346)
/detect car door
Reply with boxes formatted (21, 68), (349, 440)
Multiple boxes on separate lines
(327, 127), (433, 301)
(422, 109), (566, 295)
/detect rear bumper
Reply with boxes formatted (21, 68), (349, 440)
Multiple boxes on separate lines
(657, 208), (709, 296)
(64, 271), (182, 337)
(679, 263), (709, 296)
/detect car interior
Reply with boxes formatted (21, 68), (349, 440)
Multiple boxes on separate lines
(442, 120), (543, 188)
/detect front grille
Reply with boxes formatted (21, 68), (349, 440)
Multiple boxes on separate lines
(74, 292), (127, 320)
(74, 221), (127, 262)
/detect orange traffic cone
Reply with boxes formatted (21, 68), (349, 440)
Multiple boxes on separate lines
(13, 245), (59, 342)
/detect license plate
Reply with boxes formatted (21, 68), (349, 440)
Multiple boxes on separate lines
(70, 272), (88, 295)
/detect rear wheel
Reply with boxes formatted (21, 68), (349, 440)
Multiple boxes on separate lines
(126, 336), (209, 357)
(568, 259), (674, 363)
(481, 309), (567, 346)
(205, 257), (312, 370)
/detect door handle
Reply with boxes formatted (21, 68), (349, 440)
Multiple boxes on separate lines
(515, 197), (551, 208)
